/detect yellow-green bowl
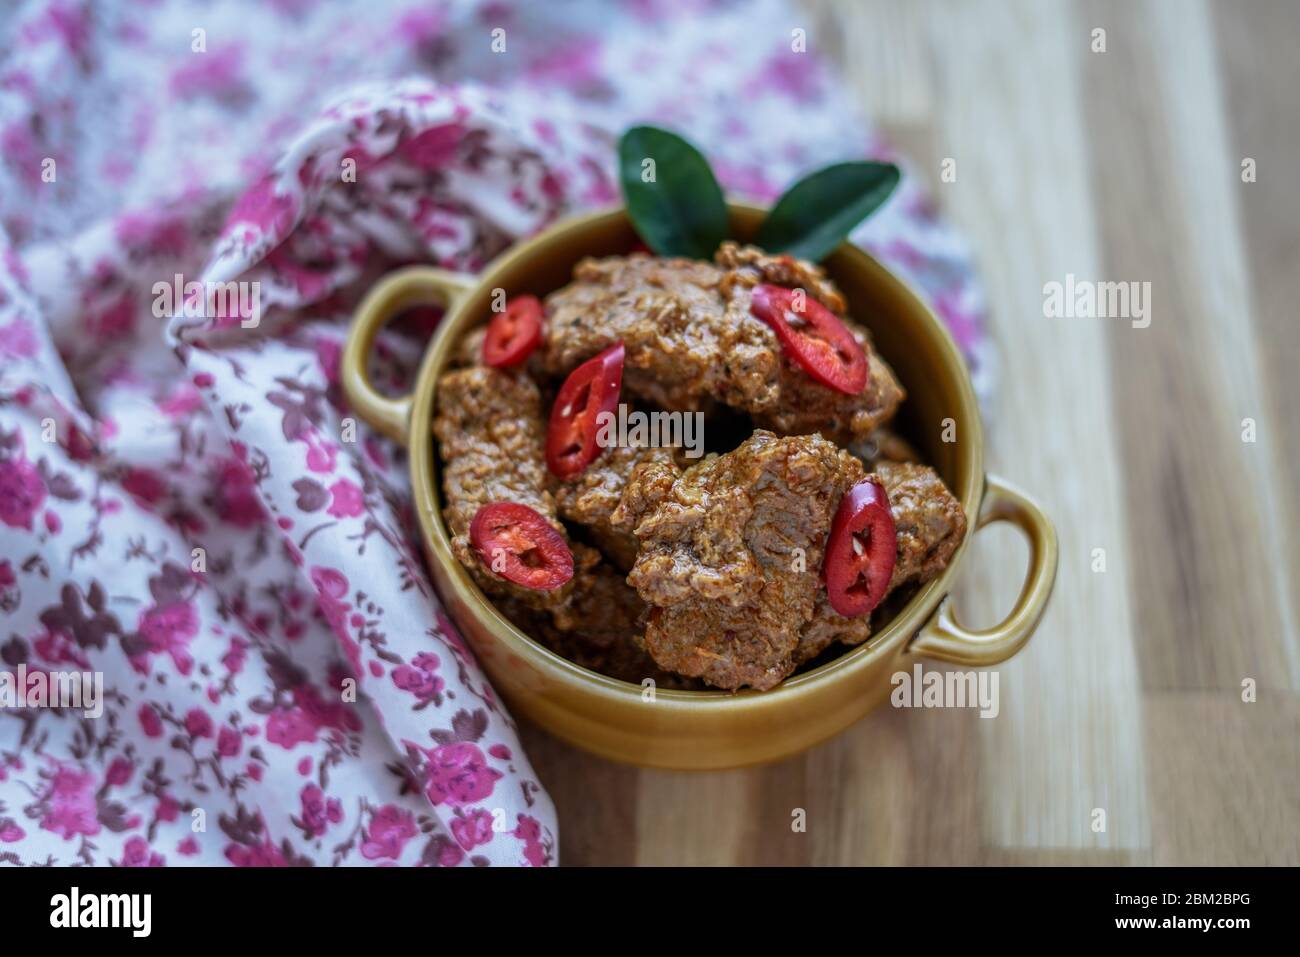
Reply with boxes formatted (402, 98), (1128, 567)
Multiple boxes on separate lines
(342, 204), (1057, 770)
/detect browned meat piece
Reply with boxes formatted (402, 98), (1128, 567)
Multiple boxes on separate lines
(549, 561), (646, 640)
(547, 623), (703, 689)
(849, 427), (922, 469)
(876, 461), (968, 591)
(540, 245), (903, 442)
(793, 461), (967, 664)
(541, 253), (772, 412)
(712, 242), (906, 439)
(497, 565), (698, 689)
(451, 325), (486, 367)
(552, 443), (677, 571)
(794, 593), (874, 665)
(433, 365), (596, 608)
(756, 340), (904, 441)
(623, 431), (864, 691)
(715, 241), (847, 313)
(608, 452), (682, 536)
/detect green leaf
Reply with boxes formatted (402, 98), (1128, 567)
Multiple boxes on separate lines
(754, 161), (901, 262)
(618, 126), (728, 260)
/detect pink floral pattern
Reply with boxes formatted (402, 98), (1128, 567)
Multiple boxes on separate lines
(0, 0), (988, 868)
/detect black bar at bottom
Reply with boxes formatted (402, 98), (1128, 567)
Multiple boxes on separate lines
(0, 865), (1276, 941)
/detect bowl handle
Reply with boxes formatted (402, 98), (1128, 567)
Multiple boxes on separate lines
(341, 266), (477, 445)
(908, 474), (1058, 666)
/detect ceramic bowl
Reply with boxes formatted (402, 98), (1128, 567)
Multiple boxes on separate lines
(341, 204), (1057, 769)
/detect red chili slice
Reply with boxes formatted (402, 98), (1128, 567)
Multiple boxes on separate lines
(469, 502), (574, 591)
(823, 478), (897, 617)
(749, 283), (868, 395)
(482, 295), (544, 368)
(546, 342), (625, 479)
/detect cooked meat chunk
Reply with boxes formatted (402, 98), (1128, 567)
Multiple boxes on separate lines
(715, 241), (847, 313)
(713, 242), (906, 439)
(433, 365), (595, 608)
(876, 461), (968, 590)
(609, 452), (682, 537)
(451, 325), (486, 367)
(849, 427), (922, 469)
(793, 461), (967, 664)
(794, 593), (875, 665)
(549, 561), (647, 640)
(434, 366), (551, 537)
(540, 245), (902, 442)
(553, 443), (677, 571)
(623, 431), (864, 690)
(541, 254), (771, 411)
(498, 565), (697, 688)
(543, 623), (701, 689)
(755, 338), (904, 441)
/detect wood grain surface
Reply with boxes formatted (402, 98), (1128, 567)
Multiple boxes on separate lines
(520, 0), (1300, 865)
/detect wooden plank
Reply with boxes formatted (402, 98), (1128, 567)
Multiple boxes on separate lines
(981, 848), (1147, 866)
(1083, 0), (1299, 691)
(633, 769), (755, 866)
(1144, 692), (1300, 865)
(916, 0), (1149, 852)
(734, 756), (816, 866)
(802, 0), (936, 126)
(799, 706), (984, 865)
(1213, 0), (1300, 674)
(803, 710), (914, 865)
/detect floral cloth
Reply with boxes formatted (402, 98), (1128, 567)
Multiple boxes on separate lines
(0, 0), (989, 867)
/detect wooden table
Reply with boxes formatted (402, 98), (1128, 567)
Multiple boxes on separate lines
(522, 0), (1300, 865)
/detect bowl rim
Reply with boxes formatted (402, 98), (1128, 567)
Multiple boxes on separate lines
(407, 202), (985, 707)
